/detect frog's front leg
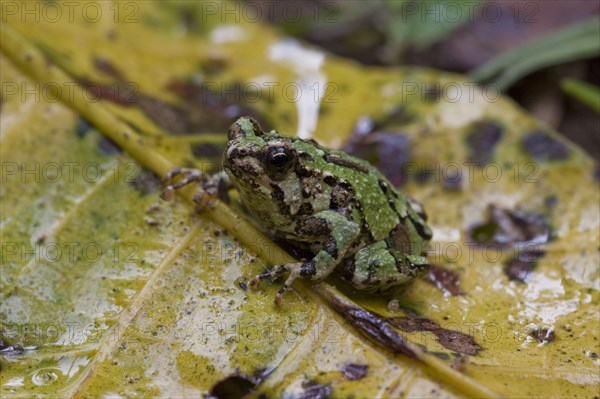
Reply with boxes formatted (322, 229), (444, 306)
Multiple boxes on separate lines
(252, 210), (360, 306)
(161, 167), (203, 201)
(344, 240), (429, 292)
(161, 168), (230, 209)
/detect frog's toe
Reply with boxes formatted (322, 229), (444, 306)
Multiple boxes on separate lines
(249, 265), (289, 290)
(249, 276), (261, 289)
(160, 185), (175, 201)
(161, 167), (204, 201)
(273, 264), (303, 306)
(248, 263), (305, 305)
(274, 287), (285, 307)
(249, 273), (267, 289)
(192, 189), (218, 211)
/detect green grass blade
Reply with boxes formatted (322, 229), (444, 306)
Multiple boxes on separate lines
(492, 36), (600, 90)
(561, 78), (600, 113)
(471, 16), (600, 84)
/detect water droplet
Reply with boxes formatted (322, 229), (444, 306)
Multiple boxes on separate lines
(30, 368), (60, 386)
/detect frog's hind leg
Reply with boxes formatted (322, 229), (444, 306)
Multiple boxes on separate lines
(343, 241), (428, 292)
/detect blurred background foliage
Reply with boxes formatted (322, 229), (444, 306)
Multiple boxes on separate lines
(246, 0), (600, 159)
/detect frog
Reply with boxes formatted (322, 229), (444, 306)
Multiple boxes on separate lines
(163, 117), (432, 306)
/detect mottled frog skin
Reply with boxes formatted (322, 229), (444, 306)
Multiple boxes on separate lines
(224, 117), (432, 304)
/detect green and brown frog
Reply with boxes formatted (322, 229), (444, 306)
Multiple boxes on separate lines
(164, 117), (432, 305)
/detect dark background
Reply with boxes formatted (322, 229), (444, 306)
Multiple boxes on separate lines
(249, 0), (600, 160)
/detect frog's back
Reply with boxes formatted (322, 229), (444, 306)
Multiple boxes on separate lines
(292, 138), (406, 241)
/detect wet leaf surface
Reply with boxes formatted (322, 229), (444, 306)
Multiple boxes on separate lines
(1, 2), (598, 398)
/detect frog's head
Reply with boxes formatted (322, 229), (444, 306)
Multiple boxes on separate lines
(224, 117), (300, 206)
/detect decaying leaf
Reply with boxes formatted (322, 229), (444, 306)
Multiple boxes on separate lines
(1, 2), (598, 398)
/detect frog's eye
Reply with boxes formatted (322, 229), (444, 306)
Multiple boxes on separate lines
(265, 147), (295, 179)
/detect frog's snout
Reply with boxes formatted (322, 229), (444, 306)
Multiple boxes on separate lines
(224, 145), (265, 181)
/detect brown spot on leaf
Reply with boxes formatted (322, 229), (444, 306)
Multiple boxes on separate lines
(78, 75), (267, 136)
(388, 315), (482, 356)
(523, 131), (570, 161)
(166, 80), (269, 134)
(504, 250), (546, 283)
(465, 121), (503, 166)
(469, 204), (551, 249)
(321, 288), (419, 360)
(300, 381), (331, 399)
(93, 57), (125, 81)
(178, 7), (201, 34)
(340, 363), (368, 380)
(209, 375), (256, 399)
(79, 80), (138, 105)
(136, 95), (189, 134)
(425, 264), (465, 295)
(531, 328), (556, 343)
(0, 333), (24, 356)
(443, 168), (462, 191)
(209, 369), (267, 399)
